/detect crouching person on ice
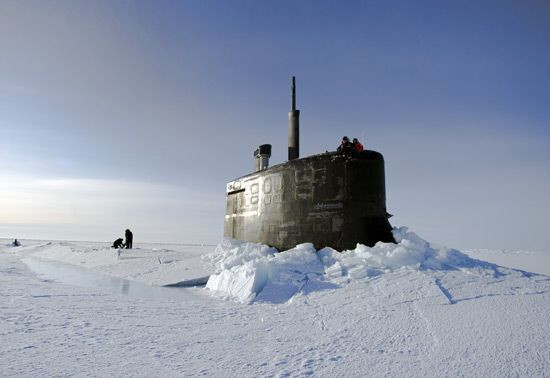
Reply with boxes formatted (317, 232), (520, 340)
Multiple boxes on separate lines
(112, 238), (124, 249)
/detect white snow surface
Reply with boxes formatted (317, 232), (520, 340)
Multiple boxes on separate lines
(1, 229), (550, 376)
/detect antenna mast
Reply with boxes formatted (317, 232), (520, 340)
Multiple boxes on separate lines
(288, 76), (300, 160)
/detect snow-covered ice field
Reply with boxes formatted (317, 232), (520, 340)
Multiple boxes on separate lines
(1, 228), (549, 377)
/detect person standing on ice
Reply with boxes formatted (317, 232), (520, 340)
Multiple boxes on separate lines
(124, 229), (133, 249)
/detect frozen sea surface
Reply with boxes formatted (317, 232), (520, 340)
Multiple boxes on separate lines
(21, 257), (203, 300)
(1, 232), (549, 377)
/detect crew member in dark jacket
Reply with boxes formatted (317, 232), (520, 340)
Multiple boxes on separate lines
(337, 136), (353, 153)
(125, 229), (133, 249)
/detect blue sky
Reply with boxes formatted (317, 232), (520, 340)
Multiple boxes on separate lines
(1, 0), (549, 251)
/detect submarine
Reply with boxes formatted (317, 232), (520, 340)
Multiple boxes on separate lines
(224, 77), (395, 251)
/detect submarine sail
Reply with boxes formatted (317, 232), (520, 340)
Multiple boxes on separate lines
(224, 77), (394, 251)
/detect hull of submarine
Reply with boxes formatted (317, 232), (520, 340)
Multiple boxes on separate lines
(224, 150), (394, 251)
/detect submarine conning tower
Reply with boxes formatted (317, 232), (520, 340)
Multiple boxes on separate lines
(224, 77), (395, 251)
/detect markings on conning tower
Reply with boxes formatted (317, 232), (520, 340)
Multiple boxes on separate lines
(225, 210), (259, 219)
(312, 202), (343, 211)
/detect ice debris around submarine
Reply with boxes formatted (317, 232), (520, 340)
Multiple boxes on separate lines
(204, 227), (503, 304)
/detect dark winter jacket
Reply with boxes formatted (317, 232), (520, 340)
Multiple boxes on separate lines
(112, 238), (124, 249)
(337, 141), (353, 153)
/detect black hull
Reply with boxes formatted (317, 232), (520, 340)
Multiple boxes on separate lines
(224, 151), (394, 251)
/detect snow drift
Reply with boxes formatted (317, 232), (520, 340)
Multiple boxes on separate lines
(205, 227), (493, 303)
